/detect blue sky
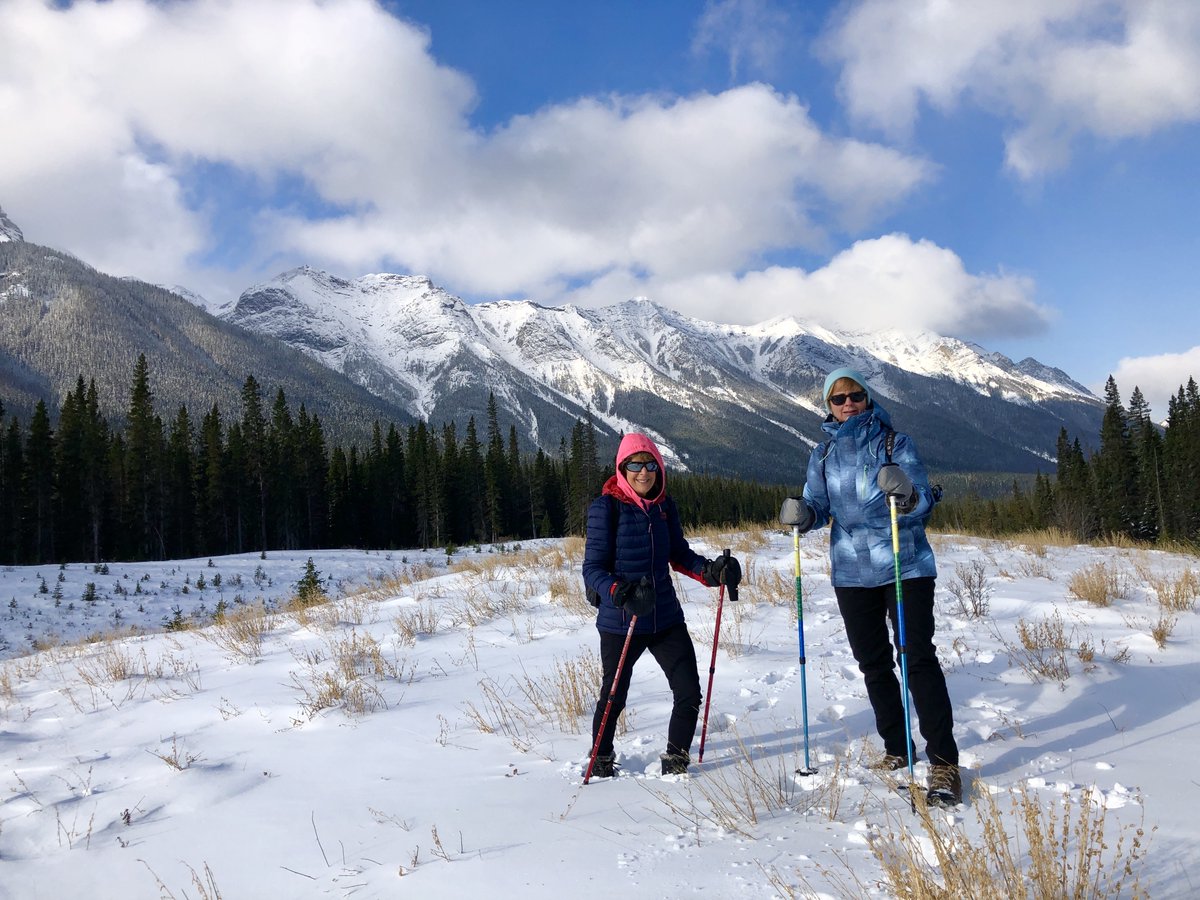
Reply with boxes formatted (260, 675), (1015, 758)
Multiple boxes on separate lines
(2, 0), (1199, 418)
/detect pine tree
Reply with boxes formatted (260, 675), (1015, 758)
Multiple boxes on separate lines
(483, 394), (508, 541)
(240, 376), (269, 553)
(24, 401), (55, 562)
(164, 405), (197, 558)
(1127, 386), (1164, 540)
(1093, 376), (1137, 538)
(1054, 427), (1095, 539)
(295, 556), (327, 606)
(296, 405), (329, 549)
(125, 354), (165, 558)
(198, 405), (229, 555)
(461, 417), (486, 543)
(54, 379), (87, 561)
(268, 389), (298, 549)
(2, 416), (24, 563)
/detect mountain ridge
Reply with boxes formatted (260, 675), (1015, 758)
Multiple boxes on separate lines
(221, 266), (1102, 480)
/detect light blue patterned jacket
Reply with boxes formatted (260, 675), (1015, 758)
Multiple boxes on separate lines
(802, 402), (938, 588)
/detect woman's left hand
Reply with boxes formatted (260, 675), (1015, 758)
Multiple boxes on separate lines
(704, 555), (742, 591)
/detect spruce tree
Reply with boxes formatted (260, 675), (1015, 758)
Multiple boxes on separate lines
(24, 401), (55, 562)
(125, 354), (165, 558)
(1093, 376), (1137, 538)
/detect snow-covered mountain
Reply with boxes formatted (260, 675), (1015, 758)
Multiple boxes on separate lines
(0, 205), (23, 243)
(221, 267), (1102, 479)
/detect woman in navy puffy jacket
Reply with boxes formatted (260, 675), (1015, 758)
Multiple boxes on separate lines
(582, 432), (740, 777)
(781, 367), (961, 807)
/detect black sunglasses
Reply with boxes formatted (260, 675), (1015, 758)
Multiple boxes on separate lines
(828, 390), (868, 406)
(623, 460), (659, 473)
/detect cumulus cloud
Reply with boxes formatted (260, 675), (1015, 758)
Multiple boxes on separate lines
(825, 0), (1200, 177)
(0, 0), (935, 308)
(1109, 347), (1200, 423)
(562, 233), (1051, 342)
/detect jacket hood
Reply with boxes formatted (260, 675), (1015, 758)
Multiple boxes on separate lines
(604, 432), (666, 508)
(822, 367), (871, 411)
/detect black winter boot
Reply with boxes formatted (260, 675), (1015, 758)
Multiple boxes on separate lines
(660, 751), (690, 776)
(588, 754), (617, 778)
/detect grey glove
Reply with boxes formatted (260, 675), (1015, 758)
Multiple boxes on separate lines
(779, 497), (814, 531)
(877, 463), (917, 513)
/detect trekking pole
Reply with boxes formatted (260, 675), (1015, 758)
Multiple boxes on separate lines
(793, 526), (817, 775)
(583, 613), (638, 785)
(890, 495), (917, 811)
(697, 549), (730, 763)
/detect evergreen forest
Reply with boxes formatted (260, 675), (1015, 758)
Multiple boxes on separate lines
(930, 376), (1200, 546)
(0, 355), (784, 565)
(3, 355), (1198, 567)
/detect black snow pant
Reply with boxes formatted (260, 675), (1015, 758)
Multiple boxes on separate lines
(591, 622), (701, 758)
(835, 577), (959, 767)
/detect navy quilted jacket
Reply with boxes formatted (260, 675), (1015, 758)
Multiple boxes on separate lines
(582, 433), (709, 635)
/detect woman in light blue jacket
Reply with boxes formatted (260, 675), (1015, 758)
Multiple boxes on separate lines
(782, 367), (961, 807)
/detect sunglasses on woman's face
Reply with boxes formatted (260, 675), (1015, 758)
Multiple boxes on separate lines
(624, 460), (659, 473)
(828, 390), (868, 406)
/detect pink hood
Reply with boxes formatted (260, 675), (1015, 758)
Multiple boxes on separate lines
(603, 432), (666, 509)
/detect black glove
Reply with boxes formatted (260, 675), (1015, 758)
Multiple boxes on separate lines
(877, 463), (917, 513)
(704, 555), (742, 592)
(779, 497), (814, 531)
(612, 577), (656, 617)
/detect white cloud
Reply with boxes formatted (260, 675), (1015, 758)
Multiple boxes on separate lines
(0, 0), (933, 307)
(561, 233), (1052, 342)
(825, 0), (1200, 177)
(1108, 347), (1200, 423)
(691, 0), (792, 80)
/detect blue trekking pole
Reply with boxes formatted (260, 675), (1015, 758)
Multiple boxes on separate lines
(792, 526), (817, 775)
(890, 495), (917, 810)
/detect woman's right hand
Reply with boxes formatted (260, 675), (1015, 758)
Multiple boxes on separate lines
(779, 497), (814, 532)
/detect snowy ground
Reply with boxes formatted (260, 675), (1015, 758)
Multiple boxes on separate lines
(1, 530), (1198, 898)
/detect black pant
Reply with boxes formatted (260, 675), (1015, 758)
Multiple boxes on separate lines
(835, 578), (958, 766)
(591, 622), (701, 758)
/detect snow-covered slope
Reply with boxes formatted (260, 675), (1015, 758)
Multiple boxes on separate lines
(221, 268), (1102, 478)
(0, 205), (24, 243)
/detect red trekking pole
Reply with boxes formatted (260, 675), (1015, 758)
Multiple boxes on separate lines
(697, 548), (731, 763)
(583, 614), (638, 785)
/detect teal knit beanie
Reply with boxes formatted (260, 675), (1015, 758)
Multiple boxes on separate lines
(822, 367), (871, 411)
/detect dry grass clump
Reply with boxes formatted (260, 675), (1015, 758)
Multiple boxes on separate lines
(1148, 568), (1200, 613)
(1014, 556), (1054, 579)
(464, 649), (629, 752)
(1003, 610), (1072, 684)
(947, 559), (992, 618)
(1067, 562), (1128, 607)
(647, 732), (859, 840)
(1149, 612), (1177, 649)
(394, 601), (441, 644)
(560, 535), (586, 565)
(514, 650), (602, 732)
(754, 568), (797, 608)
(290, 629), (408, 719)
(60, 643), (202, 712)
(546, 572), (593, 618)
(861, 783), (1151, 900)
(453, 585), (527, 627)
(204, 602), (274, 661)
(1005, 528), (1081, 554)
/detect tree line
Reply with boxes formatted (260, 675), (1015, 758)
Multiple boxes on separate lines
(0, 355), (785, 565)
(931, 376), (1200, 545)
